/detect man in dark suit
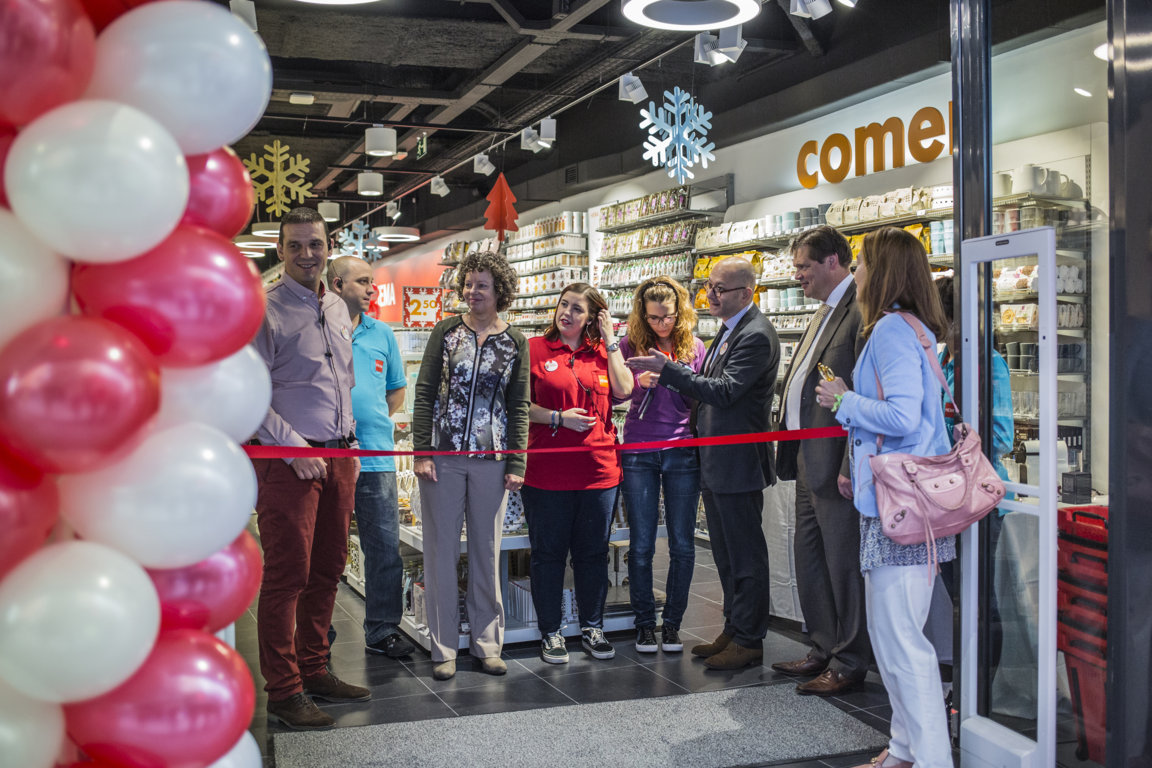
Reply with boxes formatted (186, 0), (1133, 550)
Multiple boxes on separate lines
(627, 256), (779, 670)
(772, 226), (870, 695)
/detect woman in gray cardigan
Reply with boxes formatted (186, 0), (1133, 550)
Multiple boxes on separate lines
(412, 251), (530, 681)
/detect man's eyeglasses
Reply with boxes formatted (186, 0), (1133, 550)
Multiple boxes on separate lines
(703, 281), (750, 297)
(645, 314), (677, 325)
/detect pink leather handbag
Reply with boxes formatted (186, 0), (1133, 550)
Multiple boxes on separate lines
(868, 312), (1006, 553)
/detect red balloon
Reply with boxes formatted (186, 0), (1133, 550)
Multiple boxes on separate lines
(0, 317), (159, 474)
(78, 0), (161, 31)
(180, 146), (256, 239)
(72, 225), (267, 367)
(0, 125), (16, 207)
(0, 0), (95, 127)
(0, 443), (59, 579)
(147, 531), (263, 632)
(65, 629), (255, 768)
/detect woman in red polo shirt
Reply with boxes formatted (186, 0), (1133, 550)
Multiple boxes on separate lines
(523, 283), (632, 664)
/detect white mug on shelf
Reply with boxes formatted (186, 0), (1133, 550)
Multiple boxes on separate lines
(993, 172), (1013, 197)
(1012, 164), (1047, 194)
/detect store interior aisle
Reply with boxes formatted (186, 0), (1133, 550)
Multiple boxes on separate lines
(236, 539), (896, 768)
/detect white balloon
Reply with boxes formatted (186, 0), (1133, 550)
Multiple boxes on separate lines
(4, 100), (188, 263)
(156, 347), (271, 442)
(0, 676), (64, 768)
(206, 731), (262, 768)
(0, 209), (70, 352)
(86, 0), (272, 155)
(0, 541), (159, 704)
(59, 423), (257, 568)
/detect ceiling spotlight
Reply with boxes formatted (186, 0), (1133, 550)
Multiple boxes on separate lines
(317, 201), (340, 222)
(1093, 43), (1109, 61)
(836, 0), (856, 6)
(288, 92), (315, 105)
(521, 128), (544, 153)
(694, 33), (722, 65)
(229, 0), (258, 30)
(373, 226), (420, 242)
(386, 201), (400, 221)
(1074, 87), (1093, 98)
(251, 222), (279, 238)
(365, 125), (397, 157)
(538, 118), (556, 148)
(358, 172), (384, 196)
(618, 72), (648, 104)
(430, 176), (450, 197)
(621, 0), (760, 32)
(474, 153), (496, 176)
(790, 0), (834, 19)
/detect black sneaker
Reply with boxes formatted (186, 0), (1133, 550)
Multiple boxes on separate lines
(660, 625), (683, 652)
(581, 627), (615, 660)
(635, 626), (658, 653)
(541, 631), (569, 664)
(366, 632), (415, 658)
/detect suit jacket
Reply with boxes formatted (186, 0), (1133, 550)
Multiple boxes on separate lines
(660, 304), (780, 494)
(774, 282), (861, 497)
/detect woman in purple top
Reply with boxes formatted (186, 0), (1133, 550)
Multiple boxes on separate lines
(619, 276), (705, 654)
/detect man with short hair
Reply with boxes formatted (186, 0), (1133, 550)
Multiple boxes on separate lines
(627, 256), (780, 670)
(772, 225), (870, 695)
(328, 255), (414, 660)
(251, 207), (369, 730)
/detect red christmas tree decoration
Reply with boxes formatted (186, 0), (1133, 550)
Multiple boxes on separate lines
(483, 172), (519, 242)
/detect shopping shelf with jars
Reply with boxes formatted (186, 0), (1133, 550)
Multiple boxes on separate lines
(504, 211), (589, 245)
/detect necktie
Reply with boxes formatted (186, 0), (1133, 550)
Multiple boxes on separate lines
(780, 304), (832, 419)
(703, 324), (728, 376)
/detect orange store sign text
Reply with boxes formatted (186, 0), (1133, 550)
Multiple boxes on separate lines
(796, 102), (953, 189)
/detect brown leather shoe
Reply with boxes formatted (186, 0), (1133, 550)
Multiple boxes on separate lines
(703, 642), (763, 670)
(771, 655), (828, 676)
(690, 632), (732, 658)
(849, 748), (913, 768)
(267, 693), (335, 730)
(796, 668), (864, 696)
(302, 670), (371, 702)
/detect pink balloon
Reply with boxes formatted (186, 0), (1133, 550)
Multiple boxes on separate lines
(72, 225), (266, 367)
(65, 629), (255, 768)
(147, 531), (263, 632)
(0, 444), (59, 580)
(78, 0), (162, 32)
(180, 146), (256, 239)
(0, 317), (160, 474)
(0, 125), (15, 207)
(0, 0), (95, 127)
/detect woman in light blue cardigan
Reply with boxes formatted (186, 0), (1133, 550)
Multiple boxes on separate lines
(815, 227), (954, 768)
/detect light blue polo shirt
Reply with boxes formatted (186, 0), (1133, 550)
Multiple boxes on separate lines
(350, 314), (407, 472)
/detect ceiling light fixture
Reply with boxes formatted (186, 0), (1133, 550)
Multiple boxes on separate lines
(372, 226), (420, 242)
(365, 125), (397, 157)
(1074, 87), (1093, 98)
(1093, 43), (1109, 61)
(241, 250), (265, 258)
(251, 222), (279, 238)
(291, 0), (381, 5)
(358, 171), (384, 196)
(621, 0), (760, 32)
(521, 128), (544, 153)
(790, 0), (833, 19)
(474, 153), (496, 175)
(836, 0), (856, 6)
(694, 33), (723, 65)
(715, 25), (747, 63)
(229, 0), (258, 30)
(538, 118), (556, 148)
(618, 72), (649, 104)
(288, 92), (315, 105)
(317, 201), (340, 222)
(386, 201), (401, 221)
(430, 176), (450, 197)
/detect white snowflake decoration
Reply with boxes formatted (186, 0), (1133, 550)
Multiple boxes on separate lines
(243, 140), (313, 217)
(639, 87), (717, 185)
(336, 221), (385, 260)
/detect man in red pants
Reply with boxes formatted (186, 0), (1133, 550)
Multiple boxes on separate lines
(250, 206), (369, 730)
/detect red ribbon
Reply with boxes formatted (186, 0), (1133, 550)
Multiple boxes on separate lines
(242, 425), (847, 460)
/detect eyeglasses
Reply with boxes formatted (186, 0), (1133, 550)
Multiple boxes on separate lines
(645, 314), (677, 325)
(703, 281), (750, 297)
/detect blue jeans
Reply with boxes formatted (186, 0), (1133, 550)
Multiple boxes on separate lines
(354, 471), (403, 644)
(521, 485), (617, 635)
(620, 447), (700, 629)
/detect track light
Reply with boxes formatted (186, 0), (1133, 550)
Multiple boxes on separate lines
(317, 201), (340, 222)
(357, 172), (383, 196)
(365, 125), (397, 157)
(790, 0), (833, 18)
(521, 128), (544, 153)
(694, 33), (723, 65)
(538, 118), (556, 148)
(715, 25), (747, 63)
(430, 176), (450, 197)
(474, 153), (496, 175)
(618, 72), (648, 104)
(386, 201), (400, 221)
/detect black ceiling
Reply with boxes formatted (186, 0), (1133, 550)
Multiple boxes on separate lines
(231, 0), (1103, 263)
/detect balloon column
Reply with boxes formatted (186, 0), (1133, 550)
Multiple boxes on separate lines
(0, 1), (273, 767)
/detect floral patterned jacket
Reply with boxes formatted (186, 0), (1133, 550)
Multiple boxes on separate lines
(412, 315), (531, 477)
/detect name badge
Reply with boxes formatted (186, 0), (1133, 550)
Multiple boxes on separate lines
(544, 360), (558, 372)
(718, 342), (728, 357)
(598, 374), (609, 388)
(341, 325), (352, 340)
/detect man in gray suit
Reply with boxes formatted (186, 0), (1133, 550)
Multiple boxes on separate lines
(627, 257), (779, 670)
(772, 226), (870, 695)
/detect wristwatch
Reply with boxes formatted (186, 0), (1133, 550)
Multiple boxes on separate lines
(606, 341), (620, 352)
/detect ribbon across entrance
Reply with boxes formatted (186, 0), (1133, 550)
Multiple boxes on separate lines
(242, 425), (847, 460)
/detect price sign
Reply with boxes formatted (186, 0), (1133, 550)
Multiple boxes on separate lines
(402, 286), (442, 328)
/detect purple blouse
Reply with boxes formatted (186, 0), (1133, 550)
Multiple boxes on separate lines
(619, 336), (707, 450)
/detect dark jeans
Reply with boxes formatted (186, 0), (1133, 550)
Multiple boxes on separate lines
(354, 471), (403, 644)
(620, 447), (700, 629)
(521, 485), (617, 635)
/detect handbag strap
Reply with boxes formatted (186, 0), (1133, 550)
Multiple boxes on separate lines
(872, 310), (960, 450)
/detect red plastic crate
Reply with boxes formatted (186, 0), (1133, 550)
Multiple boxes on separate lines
(1058, 505), (1108, 544)
(1058, 617), (1107, 667)
(1058, 545), (1107, 589)
(1064, 652), (1107, 763)
(1058, 582), (1107, 633)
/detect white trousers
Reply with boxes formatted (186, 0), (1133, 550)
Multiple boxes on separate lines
(866, 564), (954, 768)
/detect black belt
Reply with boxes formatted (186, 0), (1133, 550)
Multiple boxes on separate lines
(246, 437), (354, 448)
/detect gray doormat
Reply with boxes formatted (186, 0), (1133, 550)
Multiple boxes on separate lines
(273, 684), (886, 768)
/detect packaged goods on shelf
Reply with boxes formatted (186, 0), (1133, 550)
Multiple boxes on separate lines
(515, 267), (586, 297)
(600, 186), (690, 230)
(696, 316), (722, 339)
(694, 218), (766, 250)
(759, 251), (795, 281)
(443, 236), (500, 263)
(511, 252), (588, 276)
(600, 220), (700, 259)
(505, 211), (587, 245)
(597, 252), (694, 288)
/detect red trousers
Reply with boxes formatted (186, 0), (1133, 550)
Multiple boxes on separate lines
(253, 457), (357, 701)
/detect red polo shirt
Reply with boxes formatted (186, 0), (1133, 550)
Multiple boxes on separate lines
(525, 335), (620, 490)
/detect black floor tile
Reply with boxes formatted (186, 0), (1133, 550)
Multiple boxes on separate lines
(435, 676), (577, 716)
(318, 692), (454, 728)
(828, 678), (891, 711)
(819, 750), (884, 767)
(544, 664), (689, 704)
(403, 654), (540, 690)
